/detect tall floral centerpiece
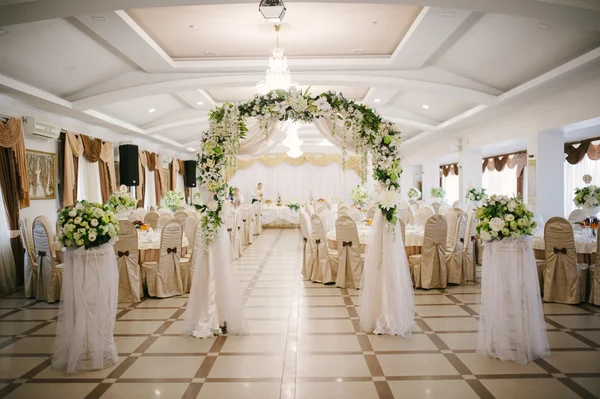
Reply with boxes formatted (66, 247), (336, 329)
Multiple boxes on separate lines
(574, 185), (600, 217)
(430, 187), (445, 201)
(466, 187), (487, 209)
(106, 186), (137, 219)
(161, 191), (184, 212)
(53, 201), (120, 373)
(474, 194), (548, 364)
(407, 187), (421, 201)
(350, 185), (371, 209)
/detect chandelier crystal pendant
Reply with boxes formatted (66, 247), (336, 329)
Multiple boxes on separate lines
(256, 25), (300, 94)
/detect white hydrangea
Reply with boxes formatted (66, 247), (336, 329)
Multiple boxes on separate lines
(489, 217), (505, 232)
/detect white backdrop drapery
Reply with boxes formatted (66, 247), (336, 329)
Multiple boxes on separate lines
(564, 155), (600, 216)
(144, 169), (157, 209)
(76, 155), (102, 203)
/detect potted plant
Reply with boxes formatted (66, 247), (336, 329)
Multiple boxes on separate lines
(430, 187), (445, 201)
(407, 187), (421, 200)
(106, 186), (137, 219)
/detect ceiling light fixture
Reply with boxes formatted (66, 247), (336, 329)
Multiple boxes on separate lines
(374, 99), (381, 103)
(186, 147), (198, 152)
(197, 101), (203, 105)
(442, 11), (454, 17)
(286, 146), (303, 159)
(148, 108), (156, 113)
(537, 22), (550, 30)
(91, 16), (106, 22)
(63, 65), (75, 71)
(256, 24), (299, 94)
(189, 24), (197, 29)
(259, 0), (287, 24)
(422, 104), (430, 109)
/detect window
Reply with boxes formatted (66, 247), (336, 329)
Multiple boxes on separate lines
(442, 174), (460, 205)
(482, 168), (517, 197)
(564, 155), (600, 216)
(76, 156), (102, 203)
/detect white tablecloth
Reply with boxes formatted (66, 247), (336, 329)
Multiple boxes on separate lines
(262, 205), (300, 225)
(326, 224), (425, 247)
(137, 231), (189, 250)
(532, 231), (596, 254)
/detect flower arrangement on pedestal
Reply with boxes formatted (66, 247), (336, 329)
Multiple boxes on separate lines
(161, 191), (184, 212)
(350, 185), (371, 209)
(430, 187), (445, 200)
(57, 200), (119, 249)
(228, 185), (236, 200)
(466, 187), (487, 202)
(475, 195), (536, 241)
(287, 202), (300, 212)
(106, 189), (136, 214)
(574, 185), (600, 216)
(407, 187), (421, 200)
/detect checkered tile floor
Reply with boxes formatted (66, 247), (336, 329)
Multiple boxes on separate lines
(1, 229), (600, 398)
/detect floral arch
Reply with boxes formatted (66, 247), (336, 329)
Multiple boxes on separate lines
(196, 88), (402, 245)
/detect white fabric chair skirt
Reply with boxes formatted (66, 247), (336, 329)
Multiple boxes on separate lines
(261, 206), (299, 226)
(477, 237), (550, 364)
(52, 244), (119, 374)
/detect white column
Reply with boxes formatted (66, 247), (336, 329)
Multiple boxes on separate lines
(400, 165), (414, 201)
(422, 161), (440, 203)
(535, 129), (564, 222)
(458, 149), (483, 204)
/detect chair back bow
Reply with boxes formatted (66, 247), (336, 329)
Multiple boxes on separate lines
(471, 235), (476, 241)
(118, 251), (129, 258)
(553, 247), (567, 255)
(460, 238), (464, 243)
(303, 237), (307, 243)
(167, 247), (177, 255)
(315, 239), (321, 245)
(243, 219), (247, 222)
(342, 241), (352, 247)
(37, 251), (46, 257)
(227, 228), (232, 232)
(237, 226), (241, 230)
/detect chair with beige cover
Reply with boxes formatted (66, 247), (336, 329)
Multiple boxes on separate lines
(135, 207), (147, 218)
(322, 202), (332, 210)
(174, 211), (189, 228)
(346, 208), (362, 224)
(184, 215), (200, 260)
(409, 215), (448, 289)
(234, 209), (244, 256)
(157, 208), (171, 216)
(568, 209), (586, 223)
(338, 208), (348, 217)
(242, 204), (254, 246)
(308, 214), (338, 284)
(316, 205), (326, 215)
(588, 234), (599, 305)
(452, 200), (462, 209)
(141, 220), (184, 298)
(114, 220), (142, 303)
(543, 217), (588, 304)
(144, 212), (159, 229)
(446, 212), (467, 284)
(414, 207), (433, 226)
(338, 202), (349, 211)
(253, 201), (263, 235)
(33, 216), (63, 303)
(306, 203), (315, 217)
(431, 202), (441, 214)
(445, 208), (462, 246)
(335, 216), (364, 288)
(226, 210), (238, 259)
(157, 214), (174, 230)
(127, 213), (143, 223)
(462, 210), (477, 282)
(21, 218), (37, 298)
(366, 207), (377, 220)
(299, 210), (313, 280)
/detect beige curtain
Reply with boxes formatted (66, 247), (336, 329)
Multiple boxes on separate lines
(145, 152), (165, 203)
(62, 132), (83, 207)
(136, 150), (147, 207)
(0, 117), (29, 209)
(440, 163), (459, 177)
(99, 141), (116, 203)
(564, 137), (600, 165)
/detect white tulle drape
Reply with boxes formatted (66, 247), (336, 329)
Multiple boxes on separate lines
(238, 118), (292, 156)
(313, 119), (356, 153)
(0, 188), (17, 295)
(76, 156), (102, 203)
(477, 237), (549, 364)
(175, 173), (185, 193)
(229, 162), (360, 203)
(53, 244), (118, 373)
(359, 210), (415, 336)
(144, 169), (157, 209)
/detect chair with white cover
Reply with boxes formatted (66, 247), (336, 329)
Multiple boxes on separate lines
(253, 201), (263, 235)
(568, 209), (586, 223)
(452, 200), (462, 209)
(338, 202), (349, 211)
(174, 211), (189, 228)
(409, 215), (448, 289)
(414, 207), (433, 226)
(135, 207), (147, 218)
(320, 207), (334, 234)
(446, 212), (467, 284)
(316, 205), (326, 215)
(141, 220), (184, 298)
(234, 209), (244, 256)
(184, 215), (200, 260)
(346, 208), (363, 224)
(462, 210), (477, 282)
(322, 202), (332, 210)
(21, 218), (37, 298)
(543, 217), (588, 304)
(439, 203), (450, 215)
(308, 214), (338, 284)
(588, 234), (599, 305)
(306, 203), (315, 217)
(157, 208), (171, 216)
(242, 204), (254, 246)
(366, 207), (377, 220)
(114, 221), (142, 303)
(335, 216), (364, 288)
(33, 216), (63, 303)
(128, 213), (143, 223)
(226, 210), (238, 259)
(431, 202), (441, 214)
(299, 210), (313, 280)
(144, 212), (159, 229)
(157, 214), (174, 230)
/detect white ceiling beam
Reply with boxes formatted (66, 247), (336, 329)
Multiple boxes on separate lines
(173, 89), (216, 111)
(145, 116), (209, 134)
(2, 0), (600, 30)
(362, 87), (398, 108)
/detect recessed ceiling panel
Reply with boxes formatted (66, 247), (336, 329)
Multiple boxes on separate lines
(98, 94), (187, 126)
(206, 85), (369, 103)
(390, 91), (477, 123)
(127, 3), (422, 58)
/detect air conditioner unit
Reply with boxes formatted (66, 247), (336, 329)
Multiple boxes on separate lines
(22, 117), (61, 140)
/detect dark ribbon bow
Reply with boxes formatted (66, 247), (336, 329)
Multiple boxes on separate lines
(553, 247), (567, 255)
(237, 226), (241, 230)
(303, 237), (307, 243)
(227, 228), (232, 232)
(460, 238), (465, 243)
(38, 251), (46, 257)
(342, 241), (352, 247)
(118, 251), (129, 258)
(255, 214), (257, 217)
(315, 239), (321, 244)
(243, 219), (247, 222)
(471, 235), (476, 241)
(167, 247), (177, 255)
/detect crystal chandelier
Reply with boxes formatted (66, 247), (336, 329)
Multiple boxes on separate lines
(256, 25), (299, 94)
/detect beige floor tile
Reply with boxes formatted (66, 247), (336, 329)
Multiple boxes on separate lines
(0, 357), (47, 378)
(296, 382), (378, 399)
(368, 334), (438, 351)
(456, 353), (546, 374)
(136, 297), (188, 308)
(113, 320), (164, 335)
(547, 331), (592, 348)
(444, 285), (481, 294)
(547, 315), (600, 329)
(209, 355), (284, 378)
(572, 377), (600, 398)
(253, 281), (293, 288)
(543, 351), (600, 373)
(257, 274), (294, 281)
(575, 330), (600, 345)
(299, 306), (351, 318)
(414, 295), (456, 305)
(299, 296), (345, 306)
(413, 289), (444, 295)
(260, 269), (295, 275)
(297, 354), (370, 377)
(377, 353), (459, 376)
(235, 275), (255, 282)
(5, 383), (98, 399)
(197, 382), (281, 399)
(298, 319), (355, 333)
(113, 336), (148, 353)
(437, 332), (479, 350)
(388, 380), (479, 399)
(298, 334), (362, 352)
(220, 334), (287, 353)
(300, 288), (342, 296)
(119, 308), (179, 320)
(1, 309), (57, 321)
(415, 305), (471, 317)
(0, 298), (37, 308)
(245, 297), (292, 306)
(481, 378), (580, 399)
(122, 355), (204, 378)
(249, 288), (293, 297)
(117, 302), (133, 309)
(0, 337), (55, 354)
(33, 357), (125, 379)
(466, 304), (481, 314)
(243, 306), (290, 319)
(247, 319), (289, 334)
(102, 382), (190, 399)
(422, 317), (479, 332)
(1, 291), (27, 299)
(451, 294), (481, 304)
(542, 303), (590, 314)
(146, 336), (215, 353)
(0, 321), (45, 335)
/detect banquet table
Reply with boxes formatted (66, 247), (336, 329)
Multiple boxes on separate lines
(262, 205), (299, 227)
(326, 224), (425, 255)
(532, 230), (597, 264)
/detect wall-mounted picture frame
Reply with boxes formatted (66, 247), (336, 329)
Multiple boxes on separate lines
(26, 149), (57, 200)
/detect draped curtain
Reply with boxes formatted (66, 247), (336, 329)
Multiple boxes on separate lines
(0, 186), (17, 295)
(0, 117), (29, 288)
(564, 137), (600, 165)
(481, 152), (526, 196)
(170, 159), (187, 200)
(145, 152), (165, 203)
(136, 149), (146, 207)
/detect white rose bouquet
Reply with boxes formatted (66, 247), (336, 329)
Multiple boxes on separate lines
(350, 185), (371, 209)
(573, 185), (600, 208)
(430, 187), (445, 199)
(407, 187), (421, 200)
(475, 194), (536, 241)
(161, 191), (184, 212)
(57, 200), (119, 249)
(466, 187), (487, 202)
(106, 191), (136, 213)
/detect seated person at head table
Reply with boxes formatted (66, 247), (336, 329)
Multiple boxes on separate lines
(252, 182), (264, 204)
(233, 188), (244, 208)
